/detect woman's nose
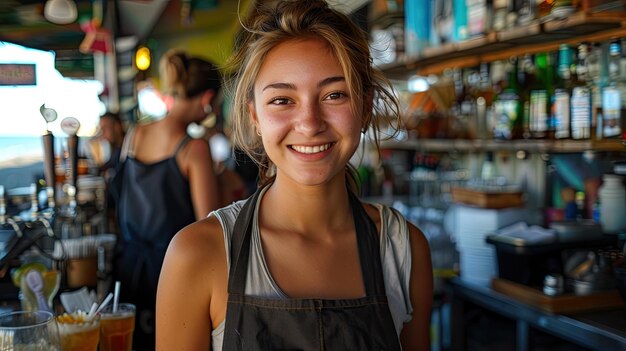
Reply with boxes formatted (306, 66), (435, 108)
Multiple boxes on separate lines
(294, 102), (325, 136)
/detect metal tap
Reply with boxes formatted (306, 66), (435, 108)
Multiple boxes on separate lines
(0, 185), (6, 224)
(29, 183), (39, 221)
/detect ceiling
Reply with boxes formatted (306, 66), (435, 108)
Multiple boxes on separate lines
(0, 0), (257, 77)
(0, 0), (248, 52)
(0, 0), (94, 51)
(0, 0), (370, 51)
(0, 0), (370, 77)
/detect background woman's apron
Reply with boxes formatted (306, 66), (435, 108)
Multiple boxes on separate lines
(222, 187), (402, 350)
(115, 135), (195, 351)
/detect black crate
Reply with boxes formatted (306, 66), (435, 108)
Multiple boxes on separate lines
(486, 236), (615, 287)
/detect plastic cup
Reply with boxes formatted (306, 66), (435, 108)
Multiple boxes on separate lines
(0, 310), (60, 350)
(98, 303), (135, 351)
(56, 313), (100, 351)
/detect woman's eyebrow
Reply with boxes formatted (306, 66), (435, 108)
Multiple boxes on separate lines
(261, 76), (345, 92)
(318, 76), (345, 88)
(262, 82), (296, 91)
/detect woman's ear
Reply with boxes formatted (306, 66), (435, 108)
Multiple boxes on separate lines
(247, 101), (259, 130)
(202, 90), (216, 108)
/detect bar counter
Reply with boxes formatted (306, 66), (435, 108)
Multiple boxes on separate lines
(449, 278), (626, 351)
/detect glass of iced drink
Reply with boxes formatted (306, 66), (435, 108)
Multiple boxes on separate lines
(98, 304), (135, 351)
(55, 312), (99, 351)
(0, 310), (61, 350)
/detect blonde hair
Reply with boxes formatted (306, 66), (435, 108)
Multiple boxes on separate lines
(224, 0), (400, 186)
(159, 49), (222, 99)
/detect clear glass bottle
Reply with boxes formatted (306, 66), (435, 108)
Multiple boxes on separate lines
(602, 39), (625, 138)
(571, 43), (593, 140)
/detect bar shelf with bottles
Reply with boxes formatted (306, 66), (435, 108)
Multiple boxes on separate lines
(380, 6), (626, 79)
(380, 137), (624, 153)
(384, 36), (626, 153)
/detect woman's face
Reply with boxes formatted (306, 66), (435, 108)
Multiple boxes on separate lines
(249, 38), (361, 186)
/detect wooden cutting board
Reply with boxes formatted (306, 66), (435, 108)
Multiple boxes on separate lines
(491, 278), (625, 314)
(451, 187), (524, 209)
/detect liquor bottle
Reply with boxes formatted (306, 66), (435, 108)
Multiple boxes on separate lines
(529, 52), (552, 139)
(554, 44), (573, 139)
(476, 62), (494, 139)
(571, 43), (593, 140)
(519, 53), (535, 139)
(493, 57), (522, 140)
(587, 42), (606, 139)
(602, 39), (624, 138)
(547, 51), (557, 139)
(452, 67), (476, 139)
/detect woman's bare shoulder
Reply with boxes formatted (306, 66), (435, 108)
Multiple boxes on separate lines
(166, 215), (226, 269)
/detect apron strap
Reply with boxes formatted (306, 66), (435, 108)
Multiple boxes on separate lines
(227, 187), (262, 294)
(228, 186), (387, 297)
(348, 190), (387, 297)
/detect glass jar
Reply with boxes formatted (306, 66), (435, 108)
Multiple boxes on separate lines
(599, 174), (626, 233)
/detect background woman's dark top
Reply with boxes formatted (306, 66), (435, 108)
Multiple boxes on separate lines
(115, 135), (195, 351)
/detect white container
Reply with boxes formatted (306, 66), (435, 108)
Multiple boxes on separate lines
(599, 174), (626, 233)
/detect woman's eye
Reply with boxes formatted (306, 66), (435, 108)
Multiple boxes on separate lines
(326, 92), (346, 100)
(269, 97), (290, 105)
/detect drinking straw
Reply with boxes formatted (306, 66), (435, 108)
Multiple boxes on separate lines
(87, 302), (97, 317)
(95, 293), (113, 315)
(113, 281), (121, 313)
(86, 292), (113, 322)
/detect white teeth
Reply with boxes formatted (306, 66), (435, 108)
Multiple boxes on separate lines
(292, 143), (332, 154)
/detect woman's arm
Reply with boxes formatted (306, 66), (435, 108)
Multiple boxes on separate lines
(400, 223), (433, 351)
(156, 216), (227, 350)
(185, 138), (221, 219)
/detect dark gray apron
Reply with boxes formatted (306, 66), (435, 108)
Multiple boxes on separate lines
(223, 186), (402, 350)
(115, 135), (194, 351)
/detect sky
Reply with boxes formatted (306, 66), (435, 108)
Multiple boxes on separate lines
(0, 41), (105, 137)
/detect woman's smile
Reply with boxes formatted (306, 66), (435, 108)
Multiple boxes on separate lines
(289, 142), (335, 154)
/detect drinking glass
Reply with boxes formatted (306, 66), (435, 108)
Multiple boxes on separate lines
(0, 310), (60, 351)
(56, 313), (100, 351)
(99, 303), (135, 351)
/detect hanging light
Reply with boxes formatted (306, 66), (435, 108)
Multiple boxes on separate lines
(44, 0), (78, 25)
(407, 75), (430, 93)
(135, 46), (151, 71)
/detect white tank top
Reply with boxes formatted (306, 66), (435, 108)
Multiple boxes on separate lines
(209, 187), (414, 350)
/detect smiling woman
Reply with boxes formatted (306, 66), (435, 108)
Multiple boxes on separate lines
(156, 1), (433, 351)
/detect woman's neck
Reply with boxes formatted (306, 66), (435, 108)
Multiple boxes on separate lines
(165, 99), (197, 126)
(259, 174), (354, 238)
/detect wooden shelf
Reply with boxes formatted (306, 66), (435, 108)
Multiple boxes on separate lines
(380, 138), (626, 153)
(379, 11), (626, 79)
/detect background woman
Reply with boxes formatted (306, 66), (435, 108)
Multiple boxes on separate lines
(115, 49), (221, 350)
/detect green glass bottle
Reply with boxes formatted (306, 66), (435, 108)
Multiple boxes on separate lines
(529, 52), (552, 139)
